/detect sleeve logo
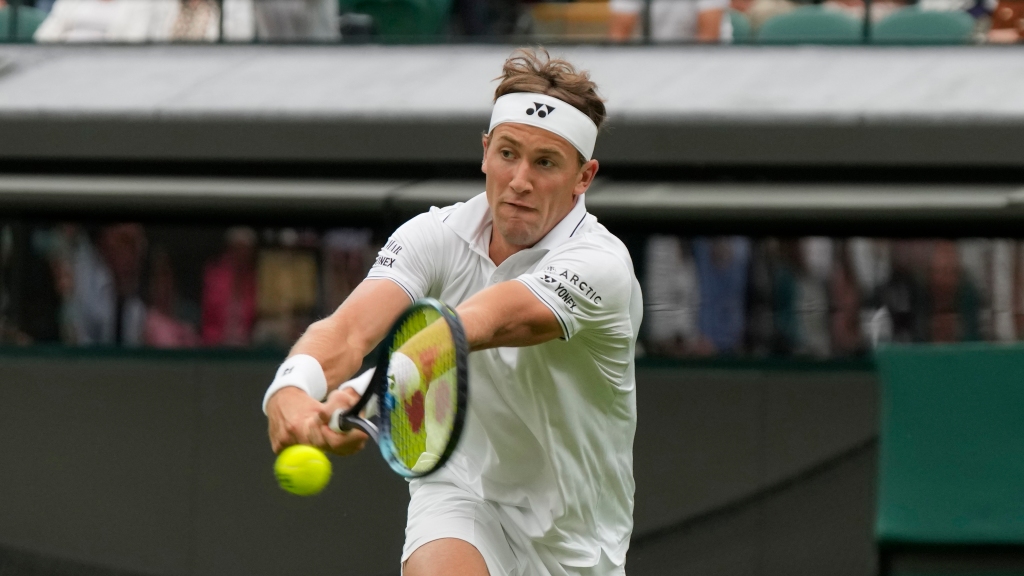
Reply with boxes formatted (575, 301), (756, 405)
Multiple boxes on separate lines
(374, 238), (404, 268)
(540, 265), (602, 309)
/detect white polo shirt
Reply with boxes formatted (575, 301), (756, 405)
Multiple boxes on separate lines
(365, 192), (642, 568)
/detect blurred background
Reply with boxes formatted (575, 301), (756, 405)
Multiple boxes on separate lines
(2, 1), (1024, 575)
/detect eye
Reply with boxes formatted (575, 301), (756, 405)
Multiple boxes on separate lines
(500, 149), (514, 159)
(538, 158), (555, 168)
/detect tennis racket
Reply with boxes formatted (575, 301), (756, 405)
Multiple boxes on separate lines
(328, 298), (469, 478)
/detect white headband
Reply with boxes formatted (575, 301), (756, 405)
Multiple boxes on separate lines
(488, 92), (599, 161)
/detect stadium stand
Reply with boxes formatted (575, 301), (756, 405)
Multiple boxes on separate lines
(871, 7), (976, 44)
(0, 5), (47, 42)
(1, 45), (1023, 168)
(756, 5), (863, 43)
(531, 0), (611, 41)
(729, 9), (754, 43)
(349, 0), (451, 39)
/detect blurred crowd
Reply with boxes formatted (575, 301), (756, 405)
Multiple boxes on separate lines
(0, 222), (375, 349)
(2, 221), (1024, 360)
(1, 0), (341, 42)
(644, 236), (1024, 359)
(1, 0), (1023, 43)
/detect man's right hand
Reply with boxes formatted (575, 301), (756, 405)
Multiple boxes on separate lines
(266, 387), (326, 453)
(266, 386), (369, 456)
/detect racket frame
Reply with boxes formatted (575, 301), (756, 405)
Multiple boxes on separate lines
(337, 298), (468, 478)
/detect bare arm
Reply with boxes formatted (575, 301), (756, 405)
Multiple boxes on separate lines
(697, 8), (724, 42)
(290, 279), (410, 387)
(265, 279), (411, 453)
(457, 280), (563, 350)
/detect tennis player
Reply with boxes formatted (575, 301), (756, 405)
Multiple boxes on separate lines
(264, 49), (642, 576)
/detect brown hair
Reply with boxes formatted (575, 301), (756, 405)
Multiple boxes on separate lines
(494, 48), (607, 130)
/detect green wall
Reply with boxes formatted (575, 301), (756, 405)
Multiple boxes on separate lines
(0, 351), (878, 576)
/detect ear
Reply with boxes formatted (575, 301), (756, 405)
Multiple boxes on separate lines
(481, 134), (490, 175)
(573, 159), (599, 198)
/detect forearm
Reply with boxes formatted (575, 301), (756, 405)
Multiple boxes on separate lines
(289, 316), (371, 390)
(287, 279), (412, 389)
(457, 281), (562, 351)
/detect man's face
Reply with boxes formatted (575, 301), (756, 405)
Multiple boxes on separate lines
(482, 123), (598, 248)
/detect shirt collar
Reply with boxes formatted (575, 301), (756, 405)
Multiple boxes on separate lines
(442, 192), (590, 257)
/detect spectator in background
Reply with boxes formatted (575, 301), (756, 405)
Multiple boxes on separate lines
(694, 236), (749, 354)
(881, 240), (927, 343)
(830, 242), (863, 356)
(609, 0), (732, 42)
(145, 247), (199, 348)
(919, 0), (994, 17)
(254, 0), (338, 41)
(823, 0), (908, 23)
(70, 224), (147, 347)
(847, 237), (890, 346)
(929, 240), (964, 342)
(771, 239), (801, 354)
(34, 0), (254, 43)
(644, 235), (701, 357)
(796, 237), (832, 358)
(321, 228), (374, 316)
(731, 0), (796, 31)
(201, 227), (257, 346)
(22, 224), (81, 344)
(958, 239), (990, 340)
(166, 0), (254, 41)
(989, 0), (1024, 42)
(251, 228), (319, 347)
(990, 240), (1017, 341)
(746, 238), (776, 357)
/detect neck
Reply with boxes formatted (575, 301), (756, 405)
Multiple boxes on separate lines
(488, 231), (526, 267)
(487, 195), (580, 266)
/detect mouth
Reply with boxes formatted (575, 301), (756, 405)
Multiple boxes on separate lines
(502, 200), (536, 212)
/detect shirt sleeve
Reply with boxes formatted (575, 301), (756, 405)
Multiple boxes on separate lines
(516, 242), (634, 342)
(365, 212), (444, 302)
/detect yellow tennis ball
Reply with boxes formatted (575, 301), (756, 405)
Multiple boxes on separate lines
(274, 445), (332, 496)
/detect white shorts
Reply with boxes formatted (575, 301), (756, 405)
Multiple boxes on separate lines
(401, 480), (626, 576)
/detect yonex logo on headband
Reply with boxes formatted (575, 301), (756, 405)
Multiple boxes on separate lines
(526, 103), (556, 118)
(489, 92), (598, 160)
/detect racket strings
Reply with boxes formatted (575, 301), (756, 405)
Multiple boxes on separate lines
(388, 309), (458, 472)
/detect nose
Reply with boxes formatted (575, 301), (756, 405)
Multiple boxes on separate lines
(508, 158), (532, 195)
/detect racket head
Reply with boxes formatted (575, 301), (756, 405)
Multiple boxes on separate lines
(373, 298), (468, 478)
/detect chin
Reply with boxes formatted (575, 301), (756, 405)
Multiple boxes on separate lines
(499, 223), (539, 247)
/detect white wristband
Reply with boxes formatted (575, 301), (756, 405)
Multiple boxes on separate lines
(262, 354), (328, 414)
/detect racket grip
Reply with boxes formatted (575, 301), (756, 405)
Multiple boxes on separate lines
(329, 409), (380, 442)
(328, 409), (348, 433)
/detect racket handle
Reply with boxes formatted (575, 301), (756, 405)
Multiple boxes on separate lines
(328, 409), (348, 433)
(328, 409), (380, 443)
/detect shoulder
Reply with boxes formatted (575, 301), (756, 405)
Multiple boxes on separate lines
(382, 203), (468, 267)
(391, 204), (456, 240)
(538, 227), (636, 309)
(549, 222), (635, 279)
